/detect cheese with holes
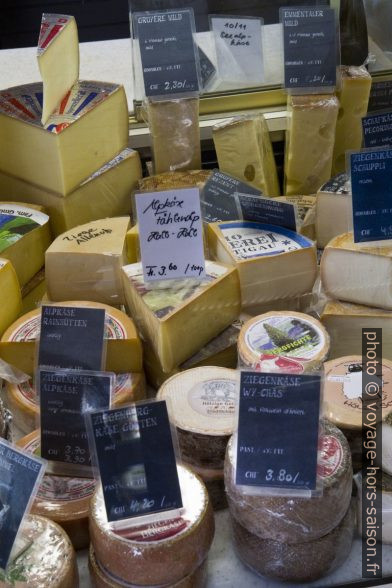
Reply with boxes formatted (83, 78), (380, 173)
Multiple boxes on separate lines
(212, 115), (280, 196)
(0, 258), (22, 338)
(320, 233), (392, 309)
(316, 174), (351, 248)
(46, 217), (130, 305)
(207, 221), (317, 309)
(0, 514), (78, 587)
(0, 149), (142, 237)
(285, 95), (339, 195)
(90, 464), (214, 586)
(238, 311), (330, 373)
(122, 261), (240, 373)
(321, 300), (392, 360)
(332, 66), (371, 176)
(0, 301), (142, 375)
(0, 81), (128, 194)
(37, 14), (79, 124)
(157, 367), (238, 469)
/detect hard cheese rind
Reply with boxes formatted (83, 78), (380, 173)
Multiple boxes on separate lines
(0, 258), (22, 338)
(316, 173), (351, 248)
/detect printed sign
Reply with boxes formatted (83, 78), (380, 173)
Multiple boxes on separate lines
(362, 111), (392, 149)
(0, 205), (48, 254)
(368, 81), (392, 113)
(201, 170), (261, 223)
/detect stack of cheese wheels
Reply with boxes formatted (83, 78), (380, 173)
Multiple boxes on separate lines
(225, 421), (354, 582)
(90, 465), (214, 586)
(0, 514), (79, 587)
(17, 430), (95, 550)
(324, 356), (392, 471)
(157, 367), (238, 510)
(238, 311), (330, 373)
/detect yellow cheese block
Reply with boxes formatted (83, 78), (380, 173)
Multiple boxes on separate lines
(285, 95), (339, 195)
(0, 301), (143, 375)
(0, 258), (22, 338)
(126, 224), (140, 264)
(37, 14), (79, 124)
(21, 268), (46, 313)
(137, 170), (211, 192)
(122, 261), (241, 373)
(213, 115), (280, 196)
(0, 81), (128, 195)
(0, 149), (141, 236)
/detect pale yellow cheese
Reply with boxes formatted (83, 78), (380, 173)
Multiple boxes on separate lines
(126, 224), (140, 264)
(0, 258), (22, 338)
(316, 174), (351, 248)
(21, 269), (46, 313)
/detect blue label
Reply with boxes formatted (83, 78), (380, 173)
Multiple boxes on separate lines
(238, 193), (297, 231)
(201, 170), (261, 223)
(362, 112), (392, 149)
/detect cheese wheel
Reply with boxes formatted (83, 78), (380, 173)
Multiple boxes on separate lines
(157, 367), (238, 469)
(224, 421), (352, 543)
(0, 514), (79, 588)
(16, 430), (95, 550)
(323, 356), (392, 430)
(232, 504), (355, 583)
(356, 472), (392, 544)
(90, 465), (214, 586)
(187, 462), (227, 511)
(6, 372), (146, 434)
(238, 311), (330, 374)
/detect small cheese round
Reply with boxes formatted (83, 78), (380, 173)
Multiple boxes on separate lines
(0, 514), (78, 588)
(157, 366), (238, 469)
(224, 421), (352, 543)
(90, 465), (214, 586)
(16, 430), (95, 550)
(187, 462), (227, 511)
(238, 311), (330, 373)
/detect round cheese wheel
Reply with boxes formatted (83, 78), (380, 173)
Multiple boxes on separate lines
(324, 355), (392, 429)
(0, 514), (78, 588)
(238, 312), (330, 373)
(232, 504), (354, 583)
(224, 421), (352, 543)
(187, 462), (227, 511)
(90, 465), (214, 586)
(16, 430), (95, 550)
(157, 367), (238, 469)
(6, 372), (146, 434)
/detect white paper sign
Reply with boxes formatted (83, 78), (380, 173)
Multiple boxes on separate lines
(136, 188), (205, 282)
(210, 16), (264, 85)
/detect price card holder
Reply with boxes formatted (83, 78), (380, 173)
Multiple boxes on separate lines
(209, 15), (264, 87)
(280, 6), (339, 94)
(134, 188), (205, 283)
(235, 192), (298, 232)
(234, 370), (322, 498)
(86, 400), (183, 530)
(0, 438), (46, 574)
(362, 110), (392, 149)
(38, 368), (114, 477)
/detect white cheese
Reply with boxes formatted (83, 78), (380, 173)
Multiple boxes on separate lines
(316, 173), (351, 248)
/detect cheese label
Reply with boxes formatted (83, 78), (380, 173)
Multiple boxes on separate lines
(38, 14), (72, 54)
(362, 111), (392, 149)
(368, 81), (392, 112)
(317, 434), (342, 479)
(82, 147), (134, 185)
(114, 516), (188, 542)
(0, 205), (48, 254)
(320, 173), (350, 194)
(188, 378), (237, 418)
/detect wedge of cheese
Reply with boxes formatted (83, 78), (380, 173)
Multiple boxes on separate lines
(321, 233), (392, 309)
(0, 258), (22, 338)
(212, 115), (280, 196)
(37, 14), (79, 124)
(285, 95), (339, 195)
(207, 221), (317, 309)
(122, 261), (241, 373)
(332, 66), (371, 176)
(316, 174), (351, 248)
(0, 81), (128, 194)
(46, 217), (130, 305)
(0, 301), (143, 375)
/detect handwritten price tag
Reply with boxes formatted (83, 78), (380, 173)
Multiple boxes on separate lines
(136, 188), (205, 282)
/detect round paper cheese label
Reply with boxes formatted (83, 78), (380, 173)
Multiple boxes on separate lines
(188, 378), (237, 418)
(317, 435), (343, 479)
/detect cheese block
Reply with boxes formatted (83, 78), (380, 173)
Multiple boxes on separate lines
(46, 217), (130, 305)
(187, 463), (226, 511)
(321, 300), (392, 360)
(232, 504), (354, 583)
(37, 14), (79, 124)
(0, 397), (12, 441)
(0, 203), (51, 286)
(316, 174), (351, 248)
(212, 115), (280, 196)
(0, 149), (142, 237)
(285, 95), (339, 195)
(16, 430), (95, 550)
(207, 221), (317, 309)
(122, 261), (240, 373)
(147, 98), (201, 174)
(0, 514), (78, 587)
(0, 81), (128, 195)
(356, 472), (392, 545)
(90, 465), (214, 586)
(137, 170), (211, 192)
(0, 301), (143, 375)
(225, 421), (353, 543)
(275, 194), (316, 240)
(157, 367), (238, 469)
(21, 270), (46, 313)
(238, 311), (330, 373)
(332, 66), (371, 176)
(0, 258), (22, 338)
(6, 372), (145, 434)
(126, 224), (140, 264)
(320, 233), (392, 309)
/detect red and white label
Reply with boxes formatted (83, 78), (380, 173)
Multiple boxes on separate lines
(317, 434), (343, 479)
(38, 14), (71, 53)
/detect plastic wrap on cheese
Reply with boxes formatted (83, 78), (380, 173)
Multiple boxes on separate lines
(0, 397), (12, 442)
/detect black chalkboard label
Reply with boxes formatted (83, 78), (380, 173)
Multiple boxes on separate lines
(201, 170), (260, 223)
(368, 81), (392, 113)
(362, 111), (392, 149)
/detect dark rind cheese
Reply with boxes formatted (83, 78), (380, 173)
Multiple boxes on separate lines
(186, 462), (227, 511)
